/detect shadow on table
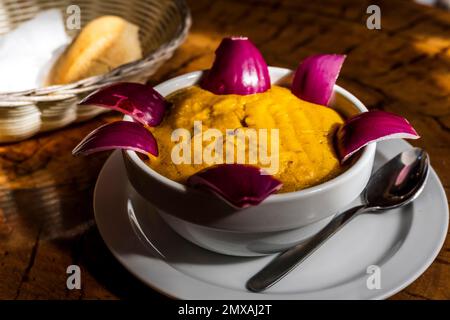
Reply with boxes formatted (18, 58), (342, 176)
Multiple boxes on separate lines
(0, 117), (166, 298)
(79, 227), (170, 300)
(0, 180), (167, 299)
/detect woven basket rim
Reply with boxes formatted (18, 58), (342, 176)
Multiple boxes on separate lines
(0, 0), (191, 104)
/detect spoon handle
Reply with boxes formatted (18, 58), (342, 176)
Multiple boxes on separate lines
(246, 205), (367, 292)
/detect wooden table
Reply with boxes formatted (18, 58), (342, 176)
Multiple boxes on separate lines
(0, 0), (449, 300)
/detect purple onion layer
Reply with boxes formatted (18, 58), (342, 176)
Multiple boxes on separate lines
(187, 164), (282, 208)
(79, 82), (169, 126)
(336, 110), (419, 163)
(292, 54), (346, 106)
(200, 37), (271, 95)
(72, 121), (158, 157)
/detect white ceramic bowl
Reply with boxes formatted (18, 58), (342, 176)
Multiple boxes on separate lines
(123, 67), (376, 256)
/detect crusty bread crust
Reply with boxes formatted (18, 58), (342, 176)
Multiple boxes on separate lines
(48, 15), (142, 85)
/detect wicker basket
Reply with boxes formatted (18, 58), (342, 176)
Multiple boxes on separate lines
(0, 0), (191, 142)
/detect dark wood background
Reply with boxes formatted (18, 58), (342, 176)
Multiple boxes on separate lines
(0, 0), (449, 299)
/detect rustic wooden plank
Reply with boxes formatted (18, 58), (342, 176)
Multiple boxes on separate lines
(0, 0), (449, 300)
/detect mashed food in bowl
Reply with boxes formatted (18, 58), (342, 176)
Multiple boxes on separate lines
(147, 85), (345, 192)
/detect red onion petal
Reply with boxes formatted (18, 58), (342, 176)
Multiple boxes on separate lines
(72, 121), (158, 157)
(336, 110), (419, 163)
(79, 82), (169, 126)
(200, 37), (271, 95)
(292, 54), (346, 106)
(187, 164), (282, 208)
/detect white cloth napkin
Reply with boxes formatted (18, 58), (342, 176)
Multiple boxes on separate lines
(0, 9), (70, 93)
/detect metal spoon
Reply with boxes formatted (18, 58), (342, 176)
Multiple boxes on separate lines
(247, 148), (429, 293)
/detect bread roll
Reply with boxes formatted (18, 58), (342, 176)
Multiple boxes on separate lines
(48, 15), (142, 84)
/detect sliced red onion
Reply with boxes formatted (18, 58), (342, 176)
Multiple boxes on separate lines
(336, 110), (419, 163)
(292, 54), (346, 106)
(72, 121), (158, 157)
(200, 37), (271, 95)
(187, 164), (282, 208)
(79, 82), (169, 126)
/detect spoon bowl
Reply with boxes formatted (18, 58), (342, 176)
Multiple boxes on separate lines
(365, 148), (429, 211)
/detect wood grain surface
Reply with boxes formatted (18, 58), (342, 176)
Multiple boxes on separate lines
(0, 0), (449, 300)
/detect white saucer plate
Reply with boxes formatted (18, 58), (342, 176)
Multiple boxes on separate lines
(94, 139), (448, 300)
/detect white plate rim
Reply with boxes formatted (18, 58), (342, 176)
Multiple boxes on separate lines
(94, 140), (449, 300)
